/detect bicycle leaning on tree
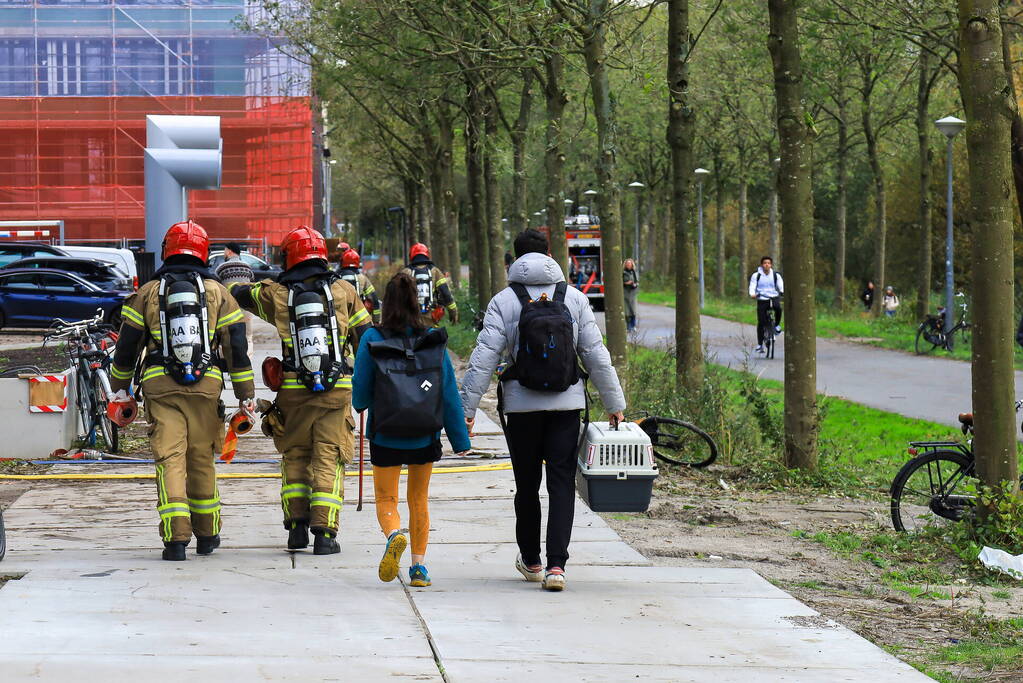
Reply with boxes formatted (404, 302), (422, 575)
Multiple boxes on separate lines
(915, 292), (970, 354)
(44, 311), (126, 452)
(889, 402), (1023, 532)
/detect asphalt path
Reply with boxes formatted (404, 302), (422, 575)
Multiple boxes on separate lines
(600, 301), (1023, 429)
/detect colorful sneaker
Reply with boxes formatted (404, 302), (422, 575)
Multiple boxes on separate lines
(378, 530), (407, 583)
(515, 554), (543, 582)
(409, 563), (432, 587)
(542, 567), (566, 592)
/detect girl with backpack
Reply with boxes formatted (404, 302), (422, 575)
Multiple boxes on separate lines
(352, 272), (471, 587)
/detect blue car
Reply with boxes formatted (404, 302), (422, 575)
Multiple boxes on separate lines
(0, 268), (127, 330)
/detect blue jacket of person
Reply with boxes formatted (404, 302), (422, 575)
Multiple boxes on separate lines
(352, 326), (472, 453)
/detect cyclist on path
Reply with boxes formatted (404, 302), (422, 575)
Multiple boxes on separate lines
(748, 255), (784, 354)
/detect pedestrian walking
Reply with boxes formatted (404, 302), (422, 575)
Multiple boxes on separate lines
(109, 220), (255, 561)
(460, 228), (626, 592)
(623, 259), (639, 332)
(352, 272), (471, 587)
(748, 256), (784, 353)
(882, 286), (899, 317)
(228, 226), (372, 555)
(861, 281), (876, 312)
(215, 242), (255, 364)
(337, 249), (381, 324)
(401, 243), (458, 325)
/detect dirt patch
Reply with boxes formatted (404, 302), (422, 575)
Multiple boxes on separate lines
(605, 469), (1023, 681)
(0, 344), (67, 374)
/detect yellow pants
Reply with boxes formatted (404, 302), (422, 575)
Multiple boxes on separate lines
(146, 394), (222, 542)
(272, 403), (354, 534)
(373, 463), (433, 556)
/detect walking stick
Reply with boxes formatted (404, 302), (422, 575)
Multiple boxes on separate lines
(357, 411), (366, 511)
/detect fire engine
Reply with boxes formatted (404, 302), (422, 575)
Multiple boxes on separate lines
(541, 214), (604, 311)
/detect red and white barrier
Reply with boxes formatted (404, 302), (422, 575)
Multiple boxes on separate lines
(0, 230), (50, 238)
(28, 374), (68, 413)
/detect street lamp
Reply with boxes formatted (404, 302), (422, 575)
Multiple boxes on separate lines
(583, 189), (597, 221)
(628, 181), (645, 270)
(694, 168), (711, 308)
(935, 115), (965, 335)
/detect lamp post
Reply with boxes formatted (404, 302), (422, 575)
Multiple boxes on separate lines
(563, 197), (574, 220)
(694, 168), (711, 308)
(935, 116), (965, 335)
(583, 188), (597, 222)
(628, 181), (644, 271)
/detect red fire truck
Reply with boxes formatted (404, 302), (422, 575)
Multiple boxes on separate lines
(541, 214), (604, 310)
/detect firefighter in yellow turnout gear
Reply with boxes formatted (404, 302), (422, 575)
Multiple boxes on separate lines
(402, 243), (457, 325)
(229, 226), (372, 554)
(109, 220), (255, 561)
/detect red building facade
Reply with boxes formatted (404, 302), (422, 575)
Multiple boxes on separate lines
(0, 2), (313, 247)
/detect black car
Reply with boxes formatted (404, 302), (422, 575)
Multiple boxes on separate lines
(208, 250), (282, 280)
(0, 268), (127, 329)
(0, 242), (67, 268)
(3, 256), (132, 291)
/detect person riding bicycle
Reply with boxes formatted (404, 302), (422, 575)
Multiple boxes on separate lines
(748, 255), (784, 353)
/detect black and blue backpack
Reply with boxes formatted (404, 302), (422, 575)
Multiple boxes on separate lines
(503, 282), (579, 392)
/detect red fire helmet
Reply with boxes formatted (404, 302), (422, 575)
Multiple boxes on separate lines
(409, 243), (430, 261)
(341, 249), (361, 269)
(338, 242), (350, 253)
(281, 225), (328, 270)
(162, 220), (209, 262)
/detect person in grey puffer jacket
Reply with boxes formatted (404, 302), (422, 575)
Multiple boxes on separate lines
(461, 229), (626, 592)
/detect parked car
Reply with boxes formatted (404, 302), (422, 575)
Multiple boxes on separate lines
(0, 268), (127, 330)
(208, 250), (281, 280)
(3, 257), (132, 292)
(0, 242), (67, 268)
(59, 246), (139, 289)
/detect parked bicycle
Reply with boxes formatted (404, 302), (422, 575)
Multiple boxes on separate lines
(44, 311), (124, 452)
(890, 403), (1023, 532)
(915, 292), (970, 354)
(634, 414), (719, 468)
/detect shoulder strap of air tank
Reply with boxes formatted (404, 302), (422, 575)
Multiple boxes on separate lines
(157, 275), (170, 359)
(194, 273), (211, 357)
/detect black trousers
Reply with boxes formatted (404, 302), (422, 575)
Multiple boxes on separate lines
(756, 297), (782, 345)
(504, 410), (581, 569)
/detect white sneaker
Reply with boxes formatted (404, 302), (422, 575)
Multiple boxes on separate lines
(515, 554), (543, 582)
(775, 326), (782, 334)
(542, 567), (566, 591)
(755, 345), (764, 353)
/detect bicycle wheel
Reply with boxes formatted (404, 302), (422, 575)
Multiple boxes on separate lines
(957, 324), (971, 348)
(75, 364), (95, 445)
(914, 324), (940, 355)
(639, 417), (718, 468)
(890, 450), (974, 532)
(94, 372), (118, 453)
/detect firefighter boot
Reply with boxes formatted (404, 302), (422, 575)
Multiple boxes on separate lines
(196, 534), (221, 555)
(162, 541), (187, 561)
(313, 530), (340, 555)
(288, 521), (309, 550)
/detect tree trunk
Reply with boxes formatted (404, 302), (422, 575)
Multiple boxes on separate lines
(465, 83), (490, 309)
(484, 98), (506, 295)
(737, 170), (748, 297)
(510, 70), (534, 236)
(418, 181), (431, 247)
(959, 0), (1019, 491)
(544, 47), (569, 274)
(862, 93), (886, 316)
(668, 0), (702, 390)
(833, 101), (848, 310)
(579, 0), (627, 368)
(767, 146), (779, 267)
(1000, 14), (1023, 226)
(438, 113), (461, 286)
(714, 153), (726, 299)
(916, 48), (933, 320)
(768, 0), (818, 471)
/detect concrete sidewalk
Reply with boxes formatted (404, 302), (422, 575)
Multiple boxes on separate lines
(0, 317), (930, 681)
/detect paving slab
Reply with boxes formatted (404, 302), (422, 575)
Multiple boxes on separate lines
(0, 315), (933, 681)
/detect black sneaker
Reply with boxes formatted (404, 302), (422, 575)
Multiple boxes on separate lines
(313, 530), (340, 555)
(162, 541), (187, 561)
(288, 521), (309, 550)
(196, 535), (220, 555)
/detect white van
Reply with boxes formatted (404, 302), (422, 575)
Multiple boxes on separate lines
(59, 246), (139, 289)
